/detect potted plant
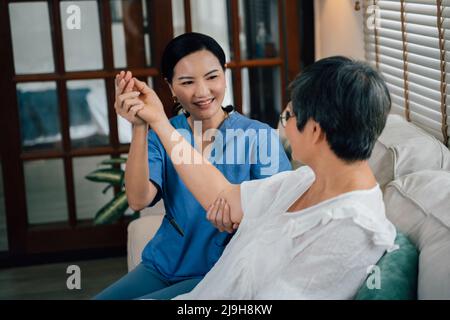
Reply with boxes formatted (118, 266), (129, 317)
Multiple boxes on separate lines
(85, 157), (139, 225)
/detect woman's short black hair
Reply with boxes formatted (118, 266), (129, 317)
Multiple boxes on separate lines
(289, 56), (391, 163)
(161, 32), (226, 83)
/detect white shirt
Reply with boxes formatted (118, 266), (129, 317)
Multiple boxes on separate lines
(173, 166), (397, 300)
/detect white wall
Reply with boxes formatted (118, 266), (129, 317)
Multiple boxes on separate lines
(314, 0), (365, 60)
(189, 0), (234, 108)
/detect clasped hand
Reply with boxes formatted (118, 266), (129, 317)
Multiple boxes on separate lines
(114, 71), (167, 127)
(114, 71), (238, 234)
(207, 198), (239, 234)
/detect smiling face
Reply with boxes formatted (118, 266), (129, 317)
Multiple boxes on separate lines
(168, 50), (226, 121)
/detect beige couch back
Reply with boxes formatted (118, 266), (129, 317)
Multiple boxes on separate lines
(127, 114), (450, 299)
(368, 114), (450, 299)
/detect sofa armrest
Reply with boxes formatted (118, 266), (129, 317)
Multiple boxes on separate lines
(127, 214), (164, 272)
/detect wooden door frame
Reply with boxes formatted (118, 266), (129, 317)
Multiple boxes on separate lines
(0, 0), (174, 267)
(0, 0), (313, 267)
(0, 0), (28, 259)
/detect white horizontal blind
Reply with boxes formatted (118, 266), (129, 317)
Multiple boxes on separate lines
(364, 0), (449, 146)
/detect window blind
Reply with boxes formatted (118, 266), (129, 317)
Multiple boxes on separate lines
(364, 0), (449, 146)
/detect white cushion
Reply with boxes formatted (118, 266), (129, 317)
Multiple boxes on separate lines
(127, 214), (163, 272)
(384, 170), (450, 299)
(369, 114), (450, 189)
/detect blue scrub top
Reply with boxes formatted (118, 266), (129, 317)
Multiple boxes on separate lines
(141, 111), (292, 281)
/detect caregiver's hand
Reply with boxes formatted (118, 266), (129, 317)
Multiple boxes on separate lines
(134, 78), (168, 126)
(115, 71), (145, 126)
(207, 198), (239, 233)
(115, 71), (169, 127)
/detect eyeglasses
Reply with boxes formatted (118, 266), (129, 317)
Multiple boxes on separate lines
(279, 109), (293, 128)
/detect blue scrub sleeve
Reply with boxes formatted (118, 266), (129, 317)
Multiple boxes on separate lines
(147, 129), (165, 207)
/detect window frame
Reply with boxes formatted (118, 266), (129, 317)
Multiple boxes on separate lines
(0, 0), (312, 264)
(364, 0), (449, 147)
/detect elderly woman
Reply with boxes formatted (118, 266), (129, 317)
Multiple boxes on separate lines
(120, 56), (397, 299)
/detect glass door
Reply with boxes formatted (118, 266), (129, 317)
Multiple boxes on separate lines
(0, 0), (174, 261)
(0, 0), (313, 263)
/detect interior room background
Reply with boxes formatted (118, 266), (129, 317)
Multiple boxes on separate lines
(0, 0), (314, 266)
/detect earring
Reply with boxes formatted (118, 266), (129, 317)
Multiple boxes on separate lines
(172, 96), (190, 116)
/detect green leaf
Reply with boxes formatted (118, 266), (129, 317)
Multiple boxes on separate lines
(93, 191), (129, 225)
(85, 168), (124, 185)
(102, 184), (113, 194)
(100, 158), (127, 165)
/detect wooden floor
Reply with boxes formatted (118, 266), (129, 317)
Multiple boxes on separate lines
(0, 256), (127, 300)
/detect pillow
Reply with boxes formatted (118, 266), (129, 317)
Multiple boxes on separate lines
(354, 231), (418, 300)
(17, 89), (60, 143)
(68, 88), (92, 126)
(17, 88), (92, 145)
(369, 114), (450, 189)
(383, 170), (450, 299)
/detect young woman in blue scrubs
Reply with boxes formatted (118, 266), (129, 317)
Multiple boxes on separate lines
(94, 32), (291, 300)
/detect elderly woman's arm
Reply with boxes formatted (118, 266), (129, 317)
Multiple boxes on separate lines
(127, 77), (244, 225)
(150, 114), (243, 224)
